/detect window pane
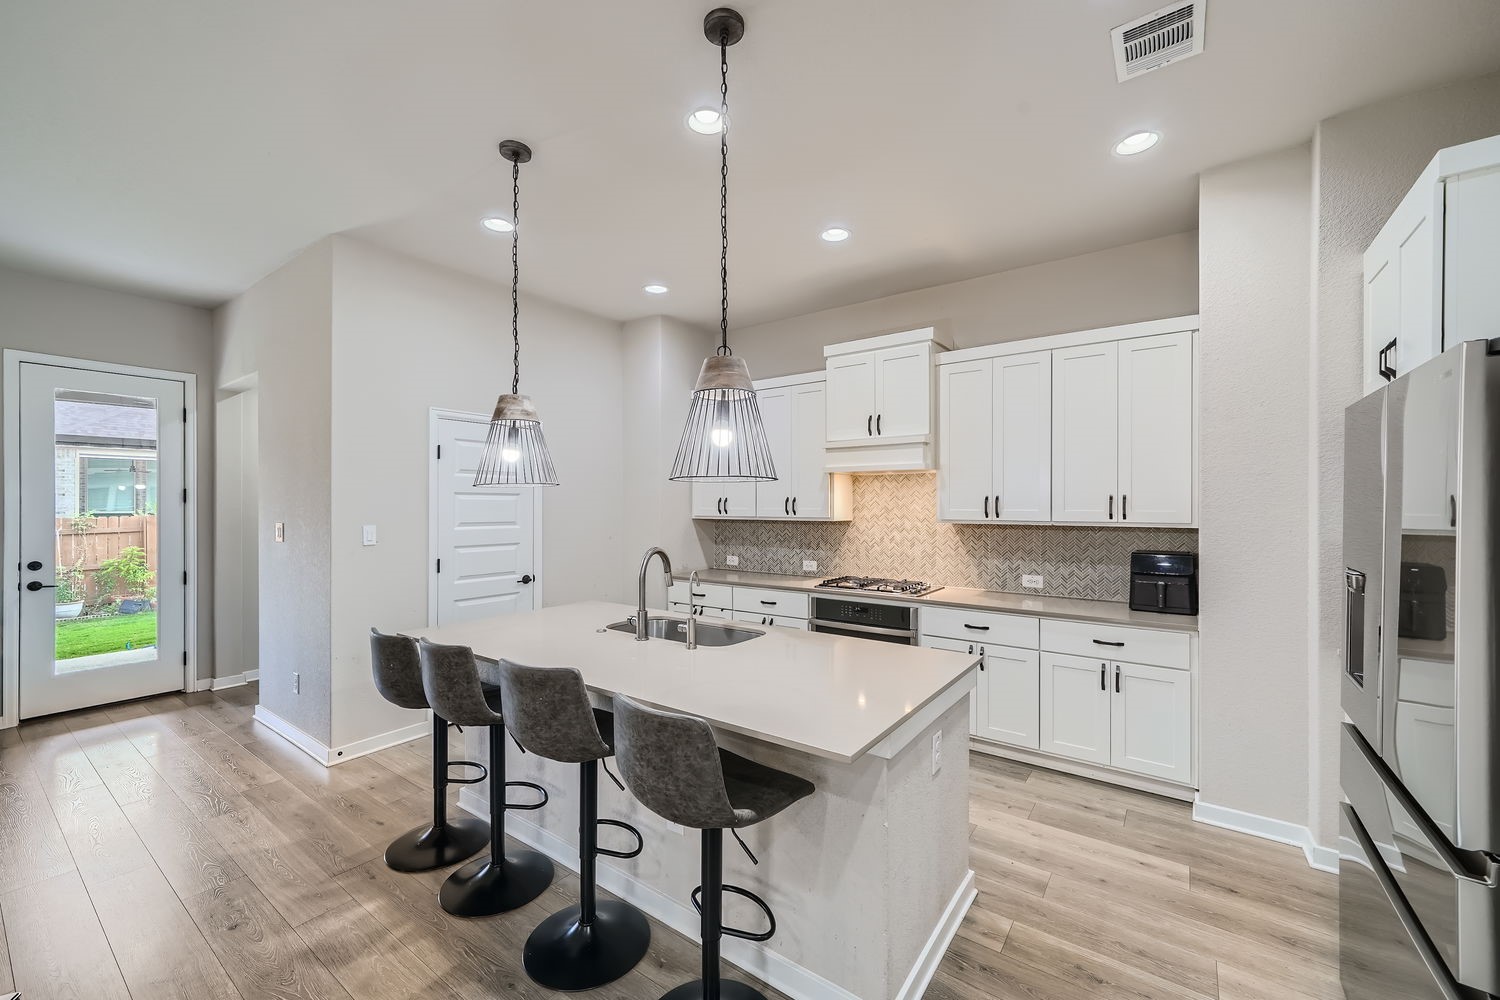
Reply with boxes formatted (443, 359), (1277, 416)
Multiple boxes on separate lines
(83, 457), (136, 514)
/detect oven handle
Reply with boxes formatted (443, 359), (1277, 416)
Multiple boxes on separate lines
(809, 619), (917, 640)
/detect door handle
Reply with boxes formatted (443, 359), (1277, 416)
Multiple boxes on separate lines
(519, 574), (534, 585)
(1100, 663), (1106, 690)
(1450, 495), (1457, 528)
(26, 559), (42, 571)
(785, 497), (790, 516)
(1115, 665), (1121, 693)
(26, 581), (56, 592)
(1345, 568), (1366, 685)
(1092, 639), (1125, 647)
(994, 495), (1000, 519)
(792, 497), (797, 516)
(867, 415), (873, 436)
(963, 623), (990, 631)
(759, 600), (777, 606)
(1108, 495), (1114, 520)
(1122, 495), (1128, 521)
(876, 414), (882, 435)
(984, 495), (989, 518)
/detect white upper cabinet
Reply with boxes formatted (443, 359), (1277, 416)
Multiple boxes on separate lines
(754, 385), (794, 518)
(938, 351), (1051, 522)
(789, 380), (837, 518)
(938, 360), (994, 522)
(1051, 341), (1120, 523)
(1117, 332), (1194, 524)
(691, 480), (756, 519)
(1364, 134), (1500, 392)
(824, 328), (948, 472)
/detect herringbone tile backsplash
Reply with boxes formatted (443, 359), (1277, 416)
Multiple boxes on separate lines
(706, 473), (1197, 602)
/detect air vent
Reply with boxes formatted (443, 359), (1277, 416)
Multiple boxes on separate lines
(1111, 1), (1205, 82)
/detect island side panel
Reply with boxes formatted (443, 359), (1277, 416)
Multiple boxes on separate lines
(880, 698), (973, 997)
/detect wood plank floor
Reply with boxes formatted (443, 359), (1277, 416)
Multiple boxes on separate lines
(0, 685), (1342, 1000)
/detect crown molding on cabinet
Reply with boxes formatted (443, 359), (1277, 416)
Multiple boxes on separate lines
(937, 314), (1201, 367)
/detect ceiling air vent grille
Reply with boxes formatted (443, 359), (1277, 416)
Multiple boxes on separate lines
(1112, 1), (1205, 82)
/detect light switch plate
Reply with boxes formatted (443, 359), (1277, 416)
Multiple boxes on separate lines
(292, 671), (300, 694)
(725, 554), (740, 567)
(362, 524), (377, 546)
(802, 559), (818, 572)
(1022, 574), (1044, 589)
(274, 522), (285, 543)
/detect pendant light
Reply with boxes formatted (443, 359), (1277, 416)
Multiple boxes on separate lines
(474, 139), (559, 487)
(669, 8), (776, 483)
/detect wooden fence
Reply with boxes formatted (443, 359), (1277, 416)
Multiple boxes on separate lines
(55, 516), (158, 602)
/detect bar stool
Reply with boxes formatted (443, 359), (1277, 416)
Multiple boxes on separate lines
(492, 658), (651, 991)
(417, 638), (554, 916)
(613, 695), (815, 1000)
(369, 629), (488, 871)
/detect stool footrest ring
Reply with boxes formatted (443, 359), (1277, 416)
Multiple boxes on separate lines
(594, 818), (644, 859)
(504, 780), (549, 811)
(446, 759), (488, 785)
(690, 883), (776, 942)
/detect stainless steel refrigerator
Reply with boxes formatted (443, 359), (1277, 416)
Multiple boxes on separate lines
(1341, 339), (1500, 999)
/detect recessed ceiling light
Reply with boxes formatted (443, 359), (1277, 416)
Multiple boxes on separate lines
(686, 107), (724, 135)
(820, 227), (851, 243)
(481, 216), (515, 233)
(1113, 131), (1160, 156)
(643, 283), (669, 295)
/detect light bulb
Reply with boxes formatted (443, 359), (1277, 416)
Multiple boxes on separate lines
(710, 426), (734, 448)
(501, 446), (521, 464)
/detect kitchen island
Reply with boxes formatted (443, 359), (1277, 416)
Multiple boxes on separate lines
(413, 600), (979, 1000)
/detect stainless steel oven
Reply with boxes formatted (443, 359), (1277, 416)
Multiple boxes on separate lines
(809, 597), (918, 644)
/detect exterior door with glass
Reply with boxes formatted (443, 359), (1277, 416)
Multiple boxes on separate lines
(17, 362), (187, 718)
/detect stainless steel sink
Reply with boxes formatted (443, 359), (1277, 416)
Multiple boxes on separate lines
(606, 616), (762, 647)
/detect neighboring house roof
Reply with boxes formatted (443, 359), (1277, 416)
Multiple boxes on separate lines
(55, 400), (156, 444)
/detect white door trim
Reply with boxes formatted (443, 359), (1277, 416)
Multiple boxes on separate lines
(2, 350), (199, 729)
(426, 407), (544, 627)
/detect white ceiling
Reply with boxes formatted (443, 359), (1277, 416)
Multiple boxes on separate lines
(3, 1), (1499, 329)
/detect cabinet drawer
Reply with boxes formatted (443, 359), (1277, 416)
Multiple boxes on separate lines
(670, 601), (732, 619)
(732, 587), (811, 619)
(733, 611), (807, 631)
(921, 606), (1039, 648)
(1040, 619), (1189, 671)
(668, 581), (734, 609)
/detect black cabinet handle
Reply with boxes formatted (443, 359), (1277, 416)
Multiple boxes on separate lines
(1115, 665), (1121, 693)
(1092, 639), (1125, 647)
(967, 643), (974, 655)
(1122, 495), (1128, 521)
(26, 581), (56, 592)
(519, 574), (534, 585)
(691, 591), (707, 598)
(1379, 338), (1398, 381)
(983, 495), (989, 518)
(1108, 495), (1114, 520)
(1100, 663), (1106, 690)
(867, 415), (873, 436)
(1451, 495), (1457, 528)
(963, 624), (990, 631)
(760, 600), (776, 606)
(784, 497), (790, 516)
(994, 495), (1000, 518)
(792, 497), (797, 516)
(26, 559), (42, 571)
(876, 414), (882, 435)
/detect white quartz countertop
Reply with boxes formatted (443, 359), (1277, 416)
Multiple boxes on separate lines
(673, 569), (1200, 633)
(411, 601), (979, 763)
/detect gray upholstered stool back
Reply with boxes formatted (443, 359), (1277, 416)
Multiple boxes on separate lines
(417, 639), (505, 729)
(370, 628), (428, 711)
(613, 695), (741, 831)
(493, 659), (610, 763)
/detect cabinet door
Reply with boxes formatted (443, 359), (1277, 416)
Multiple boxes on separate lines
(1399, 352), (1459, 533)
(1364, 256), (1400, 394)
(722, 481), (757, 518)
(755, 386), (794, 518)
(826, 352), (877, 443)
(938, 360), (994, 521)
(1110, 662), (1192, 783)
(978, 645), (1040, 749)
(1117, 332), (1194, 525)
(1443, 168), (1500, 353)
(691, 482), (723, 517)
(873, 344), (932, 438)
(789, 380), (832, 518)
(1039, 652), (1111, 764)
(922, 635), (982, 736)
(1051, 342), (1119, 522)
(994, 351), (1051, 521)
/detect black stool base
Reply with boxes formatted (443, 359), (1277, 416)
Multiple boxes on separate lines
(524, 899), (651, 991)
(383, 817), (489, 873)
(660, 979), (767, 1000)
(439, 849), (554, 917)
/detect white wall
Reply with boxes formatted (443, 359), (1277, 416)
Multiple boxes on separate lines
(326, 237), (628, 748)
(0, 263), (217, 696)
(1306, 69), (1500, 845)
(620, 315), (716, 602)
(730, 232), (1200, 376)
(213, 387), (259, 680)
(1196, 144), (1315, 831)
(215, 241), (333, 743)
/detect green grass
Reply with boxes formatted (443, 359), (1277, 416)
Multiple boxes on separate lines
(55, 612), (158, 660)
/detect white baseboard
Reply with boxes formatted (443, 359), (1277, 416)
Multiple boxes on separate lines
(459, 789), (970, 1000)
(193, 668), (260, 692)
(971, 740), (1195, 802)
(253, 705), (427, 768)
(1192, 799), (1339, 873)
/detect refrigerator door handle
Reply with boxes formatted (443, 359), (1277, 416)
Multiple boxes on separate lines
(1345, 568), (1367, 687)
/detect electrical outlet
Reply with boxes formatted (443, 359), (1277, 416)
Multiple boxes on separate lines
(274, 521), (285, 543)
(931, 730), (942, 775)
(725, 554), (740, 567)
(802, 559), (818, 573)
(361, 524), (377, 546)
(292, 671), (300, 694)
(1022, 574), (1044, 590)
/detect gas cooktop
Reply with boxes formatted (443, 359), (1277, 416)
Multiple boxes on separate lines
(814, 576), (941, 597)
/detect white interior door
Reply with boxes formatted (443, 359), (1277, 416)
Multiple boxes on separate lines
(18, 362), (186, 719)
(1051, 342), (1119, 522)
(432, 414), (538, 625)
(1117, 332), (1194, 524)
(755, 386), (793, 518)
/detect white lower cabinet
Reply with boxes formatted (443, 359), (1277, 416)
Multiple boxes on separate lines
(1110, 661), (1193, 784)
(1039, 652), (1112, 765)
(920, 635), (1038, 749)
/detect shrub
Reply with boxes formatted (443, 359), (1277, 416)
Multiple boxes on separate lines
(96, 546), (154, 600)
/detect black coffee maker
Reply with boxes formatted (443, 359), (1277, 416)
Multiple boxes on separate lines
(1129, 551), (1199, 616)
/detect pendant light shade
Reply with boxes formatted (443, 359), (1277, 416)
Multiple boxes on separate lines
(475, 139), (558, 487)
(670, 7), (776, 484)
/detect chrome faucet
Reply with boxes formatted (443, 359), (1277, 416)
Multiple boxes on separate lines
(684, 571), (700, 650)
(636, 546), (673, 640)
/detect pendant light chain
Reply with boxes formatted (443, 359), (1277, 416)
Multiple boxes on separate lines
(717, 33), (731, 356)
(511, 157), (521, 394)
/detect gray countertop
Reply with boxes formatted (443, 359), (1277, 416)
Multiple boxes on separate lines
(672, 569), (1199, 634)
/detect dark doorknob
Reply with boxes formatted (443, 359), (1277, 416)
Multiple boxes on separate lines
(26, 581), (56, 592)
(519, 574), (534, 585)
(26, 559), (42, 571)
